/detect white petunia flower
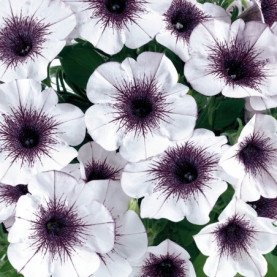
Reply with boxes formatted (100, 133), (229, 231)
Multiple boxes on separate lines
(0, 183), (29, 226)
(77, 141), (127, 182)
(79, 180), (147, 277)
(194, 197), (277, 277)
(247, 196), (277, 224)
(130, 239), (196, 277)
(156, 0), (230, 62)
(184, 19), (277, 106)
(122, 129), (228, 224)
(85, 51), (197, 162)
(219, 114), (277, 202)
(63, 0), (170, 55)
(243, 0), (277, 28)
(7, 170), (115, 277)
(0, 0), (76, 81)
(0, 79), (86, 185)
(249, 24), (277, 110)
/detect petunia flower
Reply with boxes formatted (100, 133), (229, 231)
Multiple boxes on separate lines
(130, 239), (196, 277)
(85, 51), (197, 162)
(7, 170), (115, 277)
(77, 141), (127, 183)
(63, 0), (170, 55)
(156, 0), (230, 62)
(0, 183), (29, 228)
(122, 129), (228, 224)
(78, 179), (147, 277)
(219, 114), (277, 202)
(194, 197), (277, 277)
(243, 0), (277, 28)
(184, 19), (277, 105)
(248, 23), (277, 110)
(0, 79), (86, 185)
(247, 196), (277, 224)
(0, 0), (76, 81)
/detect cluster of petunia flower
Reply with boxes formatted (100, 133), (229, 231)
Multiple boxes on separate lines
(0, 0), (277, 276)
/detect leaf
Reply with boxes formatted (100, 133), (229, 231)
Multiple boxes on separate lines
(193, 253), (208, 277)
(265, 253), (277, 277)
(128, 199), (140, 215)
(59, 42), (105, 89)
(189, 89), (209, 112)
(221, 118), (244, 145)
(142, 218), (169, 246)
(213, 98), (245, 129)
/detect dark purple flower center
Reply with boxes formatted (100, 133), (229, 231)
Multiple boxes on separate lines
(261, 0), (277, 26)
(131, 96), (153, 119)
(46, 215), (68, 237)
(248, 196), (277, 220)
(30, 196), (90, 261)
(0, 184), (29, 205)
(174, 161), (198, 184)
(0, 105), (61, 166)
(208, 41), (267, 89)
(85, 160), (121, 181)
(149, 142), (217, 200)
(214, 214), (256, 256)
(164, 0), (209, 41)
(105, 0), (127, 14)
(19, 125), (40, 149)
(237, 132), (276, 176)
(0, 15), (50, 68)
(112, 77), (170, 137)
(142, 253), (186, 277)
(89, 0), (147, 29)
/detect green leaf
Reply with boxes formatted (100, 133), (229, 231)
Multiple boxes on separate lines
(59, 42), (105, 89)
(221, 118), (244, 145)
(193, 253), (208, 277)
(142, 218), (169, 246)
(128, 199), (140, 215)
(189, 90), (209, 112)
(231, 6), (239, 22)
(265, 253), (277, 277)
(213, 98), (245, 129)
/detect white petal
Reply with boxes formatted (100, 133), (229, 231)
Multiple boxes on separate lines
(53, 103), (85, 146)
(95, 27), (124, 55)
(8, 195), (39, 243)
(85, 104), (125, 151)
(204, 255), (237, 277)
(86, 60), (133, 104)
(124, 11), (161, 49)
(77, 200), (115, 254)
(156, 31), (190, 62)
(8, 242), (51, 277)
(115, 211), (147, 262)
(254, 217), (277, 254)
(93, 252), (132, 277)
(120, 130), (170, 162)
(160, 94), (197, 140)
(27, 171), (78, 202)
(184, 55), (225, 96)
(52, 247), (100, 277)
(193, 223), (220, 256)
(140, 192), (186, 222)
(236, 249), (267, 277)
(185, 179), (228, 225)
(84, 180), (130, 218)
(189, 19), (230, 56)
(121, 159), (155, 198)
(132, 52), (178, 91)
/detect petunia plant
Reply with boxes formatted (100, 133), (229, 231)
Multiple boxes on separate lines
(0, 0), (277, 276)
